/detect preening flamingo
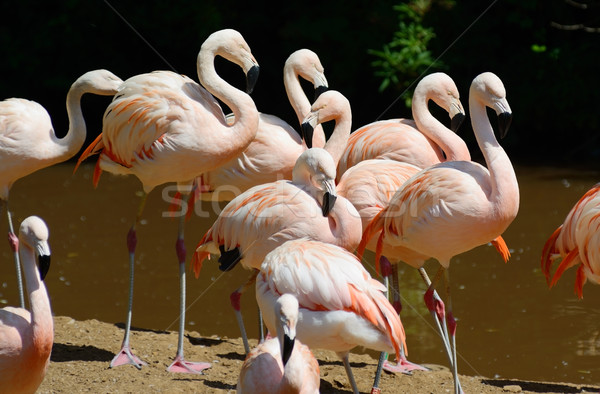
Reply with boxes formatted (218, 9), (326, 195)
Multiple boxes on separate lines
(236, 293), (320, 394)
(0, 69), (122, 308)
(194, 48), (328, 201)
(257, 239), (406, 394)
(542, 183), (600, 298)
(358, 72), (519, 394)
(336, 72), (468, 181)
(74, 29), (260, 373)
(0, 216), (52, 394)
(193, 90), (360, 353)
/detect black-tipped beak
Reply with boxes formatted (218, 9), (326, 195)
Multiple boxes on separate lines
(245, 65), (260, 94)
(314, 85), (328, 101)
(322, 192), (337, 216)
(38, 254), (51, 281)
(301, 122), (314, 149)
(281, 333), (295, 366)
(497, 112), (512, 139)
(450, 113), (466, 132)
(218, 245), (241, 272)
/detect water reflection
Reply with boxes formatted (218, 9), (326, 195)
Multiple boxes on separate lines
(0, 163), (599, 385)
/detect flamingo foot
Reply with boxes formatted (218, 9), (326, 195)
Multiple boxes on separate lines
(382, 358), (430, 375)
(110, 345), (147, 369)
(167, 355), (211, 374)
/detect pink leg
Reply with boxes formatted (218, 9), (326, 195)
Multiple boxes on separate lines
(168, 197), (211, 373)
(5, 206), (24, 309)
(111, 194), (152, 370)
(230, 270), (259, 355)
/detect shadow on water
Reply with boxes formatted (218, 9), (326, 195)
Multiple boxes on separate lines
(1, 163), (600, 386)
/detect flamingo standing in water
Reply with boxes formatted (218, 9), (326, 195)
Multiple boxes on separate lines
(0, 69), (122, 308)
(236, 293), (320, 394)
(257, 239), (407, 394)
(193, 48), (329, 202)
(0, 216), (52, 393)
(193, 90), (361, 354)
(75, 29), (260, 373)
(542, 183), (600, 298)
(336, 72), (468, 181)
(358, 72), (519, 394)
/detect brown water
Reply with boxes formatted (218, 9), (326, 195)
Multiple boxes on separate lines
(1, 162), (599, 386)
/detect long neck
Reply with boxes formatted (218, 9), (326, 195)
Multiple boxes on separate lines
(284, 69), (326, 148)
(21, 248), (53, 348)
(50, 85), (88, 162)
(469, 96), (519, 219)
(323, 113), (351, 168)
(197, 51), (259, 155)
(412, 94), (470, 162)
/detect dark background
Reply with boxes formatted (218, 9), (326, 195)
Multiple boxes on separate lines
(1, 0), (599, 168)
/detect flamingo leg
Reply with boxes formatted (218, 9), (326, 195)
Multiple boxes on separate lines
(3, 203), (24, 308)
(111, 192), (148, 370)
(231, 270), (259, 354)
(417, 267), (454, 365)
(382, 260), (429, 374)
(168, 192), (211, 374)
(424, 266), (462, 394)
(443, 269), (463, 394)
(340, 352), (360, 394)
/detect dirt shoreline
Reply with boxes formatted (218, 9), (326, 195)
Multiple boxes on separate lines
(38, 316), (600, 393)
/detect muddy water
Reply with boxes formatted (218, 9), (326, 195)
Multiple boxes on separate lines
(1, 163), (599, 385)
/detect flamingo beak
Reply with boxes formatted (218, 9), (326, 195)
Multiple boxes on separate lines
(246, 65), (260, 94)
(218, 245), (241, 272)
(497, 112), (513, 139)
(314, 85), (328, 101)
(38, 254), (51, 281)
(281, 333), (295, 366)
(301, 111), (318, 149)
(450, 113), (465, 132)
(321, 179), (337, 216)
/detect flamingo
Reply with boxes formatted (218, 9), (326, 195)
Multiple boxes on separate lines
(193, 48), (329, 202)
(541, 183), (600, 298)
(74, 29), (260, 373)
(358, 72), (519, 394)
(256, 238), (407, 394)
(236, 293), (320, 394)
(0, 69), (122, 308)
(336, 72), (468, 181)
(193, 90), (360, 354)
(0, 216), (53, 394)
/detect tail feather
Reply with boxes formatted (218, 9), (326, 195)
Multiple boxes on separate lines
(192, 231), (215, 278)
(549, 247), (580, 288)
(574, 264), (587, 299)
(491, 236), (511, 263)
(541, 225), (563, 284)
(357, 209), (386, 262)
(74, 132), (104, 174)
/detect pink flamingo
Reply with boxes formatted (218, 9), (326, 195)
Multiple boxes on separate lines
(257, 238), (407, 394)
(358, 72), (519, 394)
(542, 183), (600, 298)
(236, 293), (320, 394)
(194, 48), (329, 202)
(0, 216), (53, 393)
(74, 29), (260, 373)
(193, 90), (360, 353)
(336, 72), (468, 181)
(0, 69), (122, 308)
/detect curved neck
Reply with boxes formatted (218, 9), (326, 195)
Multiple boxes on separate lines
(323, 112), (351, 168)
(412, 94), (470, 162)
(197, 51), (259, 153)
(51, 85), (88, 161)
(283, 69), (326, 148)
(21, 247), (53, 340)
(469, 96), (518, 215)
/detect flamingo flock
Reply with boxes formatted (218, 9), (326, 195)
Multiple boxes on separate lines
(1, 27), (595, 394)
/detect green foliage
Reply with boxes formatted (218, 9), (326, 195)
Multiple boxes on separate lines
(369, 1), (450, 107)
